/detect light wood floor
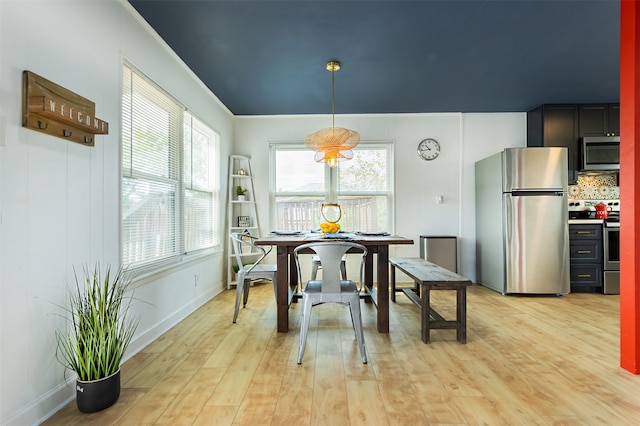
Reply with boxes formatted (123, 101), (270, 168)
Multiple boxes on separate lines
(43, 283), (639, 425)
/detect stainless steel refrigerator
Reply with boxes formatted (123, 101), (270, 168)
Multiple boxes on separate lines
(475, 147), (570, 294)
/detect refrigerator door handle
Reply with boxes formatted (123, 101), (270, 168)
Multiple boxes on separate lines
(505, 194), (513, 242)
(510, 190), (565, 196)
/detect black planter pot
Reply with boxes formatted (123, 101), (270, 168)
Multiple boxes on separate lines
(76, 369), (121, 413)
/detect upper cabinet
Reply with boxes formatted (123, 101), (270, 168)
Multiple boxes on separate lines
(527, 103), (620, 185)
(527, 104), (580, 185)
(579, 104), (620, 137)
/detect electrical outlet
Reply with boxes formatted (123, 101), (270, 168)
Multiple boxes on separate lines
(194, 273), (200, 287)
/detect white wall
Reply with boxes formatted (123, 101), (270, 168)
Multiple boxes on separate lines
(234, 112), (527, 280)
(0, 1), (529, 424)
(0, 1), (233, 424)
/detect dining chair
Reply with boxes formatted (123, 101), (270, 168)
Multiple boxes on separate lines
(310, 255), (347, 280)
(229, 232), (277, 323)
(293, 241), (368, 364)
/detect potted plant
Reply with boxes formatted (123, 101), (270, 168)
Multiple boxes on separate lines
(236, 185), (248, 201)
(55, 263), (140, 413)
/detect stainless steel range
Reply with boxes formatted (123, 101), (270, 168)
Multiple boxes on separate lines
(568, 199), (620, 294)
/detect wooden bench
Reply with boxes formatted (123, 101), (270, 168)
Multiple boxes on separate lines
(389, 257), (471, 343)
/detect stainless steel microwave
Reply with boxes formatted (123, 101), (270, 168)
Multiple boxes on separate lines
(581, 136), (620, 170)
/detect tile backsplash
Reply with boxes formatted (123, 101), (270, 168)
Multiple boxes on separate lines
(568, 173), (619, 200)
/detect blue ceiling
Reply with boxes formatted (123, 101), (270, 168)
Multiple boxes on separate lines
(127, 0), (620, 116)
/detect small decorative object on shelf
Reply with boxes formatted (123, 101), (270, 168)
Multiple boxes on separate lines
(236, 168), (247, 175)
(236, 185), (248, 201)
(237, 216), (250, 227)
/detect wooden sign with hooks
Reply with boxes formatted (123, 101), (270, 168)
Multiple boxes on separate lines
(22, 70), (109, 147)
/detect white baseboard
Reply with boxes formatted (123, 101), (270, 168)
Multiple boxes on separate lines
(124, 284), (221, 358)
(2, 380), (75, 426)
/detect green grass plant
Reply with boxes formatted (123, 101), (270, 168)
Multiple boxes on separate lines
(55, 264), (140, 382)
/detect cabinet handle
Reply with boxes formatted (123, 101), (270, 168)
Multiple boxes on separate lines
(576, 231), (592, 235)
(577, 250), (592, 254)
(577, 274), (592, 278)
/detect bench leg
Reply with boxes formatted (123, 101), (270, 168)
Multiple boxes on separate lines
(421, 285), (431, 344)
(457, 287), (467, 343)
(391, 264), (420, 302)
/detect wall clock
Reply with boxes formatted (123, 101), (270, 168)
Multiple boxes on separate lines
(417, 138), (440, 161)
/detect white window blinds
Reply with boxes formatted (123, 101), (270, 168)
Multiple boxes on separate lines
(122, 64), (219, 270)
(183, 112), (219, 252)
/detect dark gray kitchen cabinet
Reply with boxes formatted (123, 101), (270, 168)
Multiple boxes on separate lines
(569, 223), (603, 292)
(579, 103), (620, 137)
(527, 104), (579, 185)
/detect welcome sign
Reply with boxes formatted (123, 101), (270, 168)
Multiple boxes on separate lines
(22, 70), (109, 146)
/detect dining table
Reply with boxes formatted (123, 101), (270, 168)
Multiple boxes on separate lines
(254, 232), (414, 333)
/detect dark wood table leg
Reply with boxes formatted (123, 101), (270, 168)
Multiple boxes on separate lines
(288, 248), (299, 303)
(364, 251), (374, 304)
(276, 245), (289, 332)
(376, 245), (389, 333)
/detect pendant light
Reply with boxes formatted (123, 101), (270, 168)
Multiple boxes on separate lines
(304, 61), (360, 168)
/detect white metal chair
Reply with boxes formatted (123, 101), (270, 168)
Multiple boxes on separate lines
(229, 232), (277, 323)
(294, 241), (368, 364)
(310, 255), (347, 281)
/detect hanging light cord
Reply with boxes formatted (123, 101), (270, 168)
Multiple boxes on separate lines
(303, 60), (359, 168)
(331, 68), (335, 130)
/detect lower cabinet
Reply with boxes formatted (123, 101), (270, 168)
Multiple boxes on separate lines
(569, 224), (603, 292)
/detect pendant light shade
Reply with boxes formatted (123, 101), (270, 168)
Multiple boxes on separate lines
(312, 146), (354, 168)
(305, 61), (360, 167)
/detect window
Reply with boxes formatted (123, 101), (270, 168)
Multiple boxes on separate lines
(121, 64), (220, 272)
(271, 142), (394, 232)
(182, 112), (219, 252)
(337, 146), (393, 232)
